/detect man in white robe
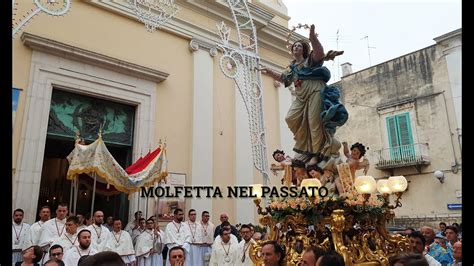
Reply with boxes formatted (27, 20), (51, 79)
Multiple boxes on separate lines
(51, 216), (80, 252)
(164, 208), (191, 266)
(213, 221), (238, 246)
(209, 229), (240, 265)
(132, 218), (146, 246)
(199, 211), (214, 264)
(12, 208), (32, 264)
(236, 224), (256, 266)
(38, 204), (68, 249)
(30, 205), (51, 245)
(135, 218), (165, 266)
(104, 217), (136, 265)
(86, 210), (111, 252)
(62, 229), (98, 266)
(125, 211), (143, 235)
(184, 209), (204, 266)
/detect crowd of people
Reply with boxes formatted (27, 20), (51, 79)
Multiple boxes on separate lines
(12, 203), (462, 266)
(12, 205), (270, 266)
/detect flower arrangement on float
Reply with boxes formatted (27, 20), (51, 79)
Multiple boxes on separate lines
(266, 190), (386, 226)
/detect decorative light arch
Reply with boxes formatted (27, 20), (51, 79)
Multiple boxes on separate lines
(12, 0), (72, 38)
(217, 0), (270, 185)
(127, 0), (180, 32)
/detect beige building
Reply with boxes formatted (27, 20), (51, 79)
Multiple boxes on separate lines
(13, 0), (460, 229)
(334, 29), (462, 227)
(12, 0), (299, 226)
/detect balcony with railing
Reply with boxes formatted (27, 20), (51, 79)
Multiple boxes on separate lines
(374, 143), (430, 172)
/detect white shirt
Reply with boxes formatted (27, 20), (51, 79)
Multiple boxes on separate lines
(135, 229), (165, 258)
(199, 221), (215, 245)
(62, 245), (98, 266)
(105, 230), (136, 257)
(236, 238), (256, 266)
(29, 220), (46, 245)
(209, 240), (240, 266)
(213, 234), (238, 246)
(12, 222), (31, 251)
(186, 221), (202, 244)
(131, 227), (146, 246)
(164, 221), (191, 247)
(51, 231), (79, 252)
(38, 218), (67, 247)
(87, 224), (111, 252)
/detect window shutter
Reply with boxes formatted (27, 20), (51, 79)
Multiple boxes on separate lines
(396, 113), (414, 146)
(386, 116), (399, 148)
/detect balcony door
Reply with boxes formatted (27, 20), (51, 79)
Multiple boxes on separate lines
(386, 112), (415, 161)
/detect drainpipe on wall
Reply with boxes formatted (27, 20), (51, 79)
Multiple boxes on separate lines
(441, 91), (460, 173)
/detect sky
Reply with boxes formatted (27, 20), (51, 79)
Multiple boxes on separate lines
(281, 0), (461, 83)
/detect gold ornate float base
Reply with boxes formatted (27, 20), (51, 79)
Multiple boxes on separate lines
(250, 209), (411, 266)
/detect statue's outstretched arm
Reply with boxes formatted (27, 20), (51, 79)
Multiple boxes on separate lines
(309, 24), (325, 63)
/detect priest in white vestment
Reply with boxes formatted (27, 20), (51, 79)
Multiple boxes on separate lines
(38, 204), (69, 250)
(132, 218), (146, 246)
(164, 208), (191, 266)
(86, 210), (111, 252)
(236, 224), (256, 266)
(135, 218), (165, 266)
(213, 221), (239, 246)
(184, 209), (205, 266)
(12, 208), (32, 264)
(29, 206), (51, 245)
(209, 229), (240, 265)
(199, 211), (215, 264)
(62, 229), (98, 266)
(104, 218), (136, 265)
(51, 216), (80, 253)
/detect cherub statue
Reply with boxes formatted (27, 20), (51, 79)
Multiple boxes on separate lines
(342, 141), (370, 178)
(270, 149), (293, 186)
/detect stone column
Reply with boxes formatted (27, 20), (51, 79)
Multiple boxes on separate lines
(188, 39), (216, 214)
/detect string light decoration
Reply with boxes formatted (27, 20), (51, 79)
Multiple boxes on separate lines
(216, 0), (270, 186)
(127, 0), (180, 32)
(12, 0), (71, 38)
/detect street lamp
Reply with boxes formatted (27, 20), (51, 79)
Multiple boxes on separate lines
(252, 184), (268, 215)
(376, 179), (392, 205)
(434, 170), (445, 183)
(388, 176), (408, 208)
(355, 176), (377, 205)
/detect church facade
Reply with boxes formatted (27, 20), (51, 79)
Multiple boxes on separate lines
(12, 0), (295, 225)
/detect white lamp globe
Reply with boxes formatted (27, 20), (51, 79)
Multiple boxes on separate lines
(300, 178), (322, 197)
(376, 179), (392, 194)
(354, 176), (377, 194)
(388, 176), (408, 192)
